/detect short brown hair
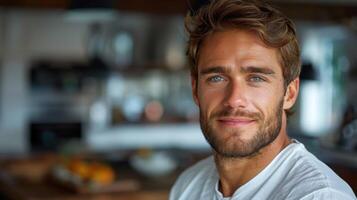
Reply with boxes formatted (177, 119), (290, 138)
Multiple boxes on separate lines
(185, 0), (301, 87)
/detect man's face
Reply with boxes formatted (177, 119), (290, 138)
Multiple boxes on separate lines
(192, 30), (297, 158)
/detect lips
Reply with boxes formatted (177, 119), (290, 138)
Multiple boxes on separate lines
(216, 117), (256, 126)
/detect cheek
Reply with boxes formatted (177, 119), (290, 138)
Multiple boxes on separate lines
(197, 85), (226, 113)
(250, 88), (282, 115)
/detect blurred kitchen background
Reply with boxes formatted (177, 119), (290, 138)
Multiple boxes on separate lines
(0, 0), (356, 199)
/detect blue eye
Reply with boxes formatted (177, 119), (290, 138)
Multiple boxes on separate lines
(249, 76), (265, 82)
(208, 76), (225, 83)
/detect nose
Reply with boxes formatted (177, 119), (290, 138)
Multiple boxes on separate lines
(223, 79), (248, 109)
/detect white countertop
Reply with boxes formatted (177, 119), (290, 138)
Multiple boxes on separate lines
(86, 123), (210, 151)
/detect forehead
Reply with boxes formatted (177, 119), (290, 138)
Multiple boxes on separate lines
(198, 29), (282, 75)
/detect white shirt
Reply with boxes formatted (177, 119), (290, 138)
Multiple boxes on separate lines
(170, 141), (357, 200)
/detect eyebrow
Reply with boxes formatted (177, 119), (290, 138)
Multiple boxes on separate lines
(199, 66), (231, 75)
(241, 66), (276, 76)
(199, 66), (276, 76)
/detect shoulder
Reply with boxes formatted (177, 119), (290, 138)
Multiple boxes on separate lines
(169, 156), (216, 200)
(275, 141), (356, 199)
(172, 156), (215, 189)
(298, 187), (357, 200)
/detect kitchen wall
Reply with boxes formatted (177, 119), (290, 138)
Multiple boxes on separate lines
(0, 9), (199, 154)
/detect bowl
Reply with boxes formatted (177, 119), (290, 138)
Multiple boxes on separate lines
(130, 151), (177, 177)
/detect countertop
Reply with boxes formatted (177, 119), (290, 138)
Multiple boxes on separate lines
(0, 153), (180, 200)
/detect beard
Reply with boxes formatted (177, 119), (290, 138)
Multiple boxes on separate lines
(200, 99), (284, 158)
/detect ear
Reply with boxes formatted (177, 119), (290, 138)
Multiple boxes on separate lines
(283, 78), (299, 110)
(191, 74), (199, 106)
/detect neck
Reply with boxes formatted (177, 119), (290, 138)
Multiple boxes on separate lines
(214, 117), (291, 197)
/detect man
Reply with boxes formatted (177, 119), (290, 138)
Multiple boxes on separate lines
(170, 0), (357, 199)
